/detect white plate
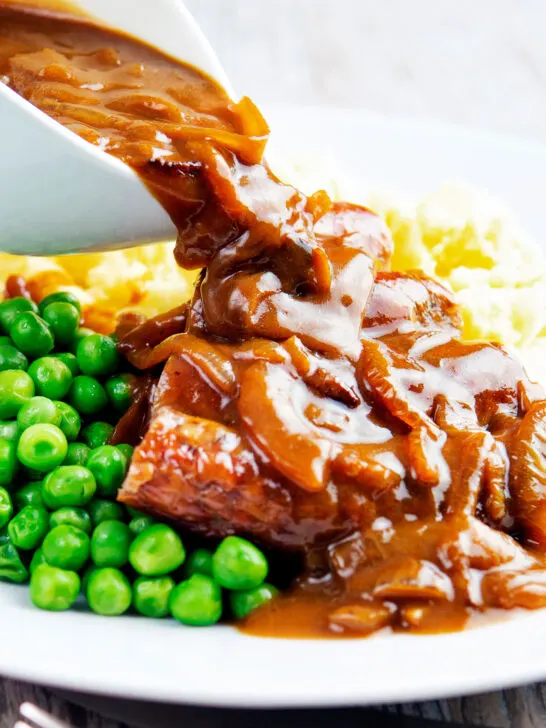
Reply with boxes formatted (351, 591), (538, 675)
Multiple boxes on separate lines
(2, 107), (546, 708)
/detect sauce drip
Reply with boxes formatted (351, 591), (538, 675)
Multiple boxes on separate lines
(3, 3), (546, 638)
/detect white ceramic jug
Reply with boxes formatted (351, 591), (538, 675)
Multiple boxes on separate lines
(0, 0), (233, 255)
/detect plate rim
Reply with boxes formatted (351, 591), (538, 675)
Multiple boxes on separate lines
(2, 106), (546, 708)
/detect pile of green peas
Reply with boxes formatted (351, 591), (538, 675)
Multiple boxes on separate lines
(0, 291), (278, 624)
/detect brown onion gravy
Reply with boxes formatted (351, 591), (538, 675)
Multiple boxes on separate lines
(3, 2), (546, 638)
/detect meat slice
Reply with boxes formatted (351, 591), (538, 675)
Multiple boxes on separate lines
(118, 406), (360, 549)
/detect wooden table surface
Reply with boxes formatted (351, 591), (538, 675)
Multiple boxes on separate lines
(2, 1), (546, 726)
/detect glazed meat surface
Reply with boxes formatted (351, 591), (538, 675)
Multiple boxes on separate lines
(119, 203), (397, 549)
(119, 244), (546, 632)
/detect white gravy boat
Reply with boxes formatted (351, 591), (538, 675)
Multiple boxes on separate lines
(0, 0), (234, 255)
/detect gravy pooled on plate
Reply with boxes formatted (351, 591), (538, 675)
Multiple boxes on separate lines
(3, 2), (546, 637)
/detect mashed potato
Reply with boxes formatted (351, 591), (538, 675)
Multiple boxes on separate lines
(0, 242), (198, 333)
(0, 162), (544, 379)
(367, 184), (546, 383)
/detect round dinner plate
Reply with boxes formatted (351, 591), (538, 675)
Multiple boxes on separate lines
(2, 107), (546, 708)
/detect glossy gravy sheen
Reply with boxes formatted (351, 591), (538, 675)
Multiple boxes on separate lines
(3, 3), (546, 638)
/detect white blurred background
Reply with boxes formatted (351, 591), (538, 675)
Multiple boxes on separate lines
(185, 0), (546, 142)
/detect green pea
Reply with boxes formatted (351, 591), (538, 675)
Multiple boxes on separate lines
(69, 376), (107, 415)
(51, 352), (79, 378)
(88, 498), (125, 526)
(125, 506), (142, 519)
(28, 357), (73, 400)
(0, 421), (20, 443)
(54, 401), (81, 442)
(76, 334), (119, 378)
(30, 563), (80, 610)
(0, 337), (11, 347)
(86, 567), (131, 616)
(133, 576), (174, 618)
(81, 422), (114, 450)
(63, 442), (91, 467)
(38, 291), (81, 315)
(30, 547), (45, 574)
(129, 524), (185, 576)
(0, 487), (13, 528)
(70, 327), (94, 355)
(86, 445), (127, 497)
(10, 312), (54, 358)
(230, 583), (279, 620)
(49, 506), (92, 534)
(212, 536), (268, 591)
(42, 465), (96, 508)
(17, 396), (61, 430)
(0, 539), (28, 582)
(0, 369), (34, 418)
(128, 515), (156, 536)
(42, 302), (79, 346)
(105, 374), (133, 413)
(184, 548), (213, 578)
(8, 505), (49, 550)
(91, 520), (131, 568)
(0, 297), (38, 334)
(117, 444), (134, 463)
(0, 438), (17, 486)
(17, 424), (67, 472)
(169, 574), (222, 626)
(0, 344), (28, 372)
(42, 524), (90, 571)
(14, 482), (44, 510)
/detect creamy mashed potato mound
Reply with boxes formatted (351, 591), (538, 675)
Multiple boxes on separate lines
(368, 184), (546, 383)
(0, 161), (544, 379)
